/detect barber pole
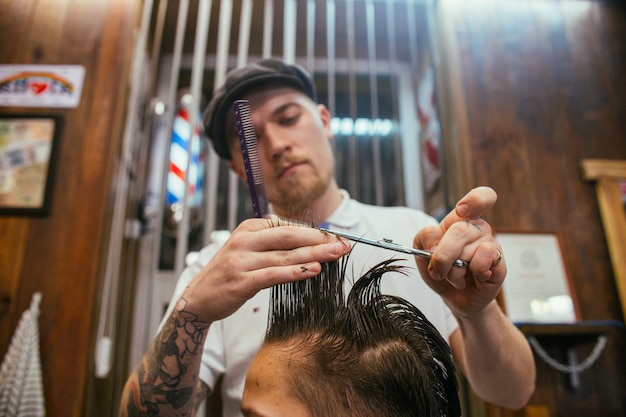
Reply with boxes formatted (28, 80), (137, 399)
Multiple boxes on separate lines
(165, 104), (205, 233)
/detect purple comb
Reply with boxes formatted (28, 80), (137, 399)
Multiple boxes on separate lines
(233, 99), (269, 218)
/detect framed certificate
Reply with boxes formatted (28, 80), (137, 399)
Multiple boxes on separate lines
(0, 114), (62, 215)
(497, 232), (580, 324)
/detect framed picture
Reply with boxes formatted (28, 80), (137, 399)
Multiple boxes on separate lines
(0, 114), (62, 215)
(497, 231), (580, 324)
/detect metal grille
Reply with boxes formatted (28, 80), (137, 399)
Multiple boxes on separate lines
(148, 0), (437, 274)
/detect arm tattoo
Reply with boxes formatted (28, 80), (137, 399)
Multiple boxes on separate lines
(123, 297), (211, 417)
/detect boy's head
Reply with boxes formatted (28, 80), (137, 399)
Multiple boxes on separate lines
(242, 257), (461, 417)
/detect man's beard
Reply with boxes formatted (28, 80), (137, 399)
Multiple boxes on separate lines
(270, 169), (331, 221)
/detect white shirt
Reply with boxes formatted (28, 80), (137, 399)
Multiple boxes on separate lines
(163, 190), (459, 417)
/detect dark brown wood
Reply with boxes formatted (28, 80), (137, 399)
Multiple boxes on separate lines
(0, 1), (140, 416)
(437, 1), (626, 416)
(1, 1), (625, 416)
(517, 322), (623, 340)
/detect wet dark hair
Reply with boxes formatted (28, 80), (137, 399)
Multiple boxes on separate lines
(265, 256), (461, 417)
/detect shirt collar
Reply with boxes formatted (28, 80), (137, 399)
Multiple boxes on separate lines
(323, 189), (359, 230)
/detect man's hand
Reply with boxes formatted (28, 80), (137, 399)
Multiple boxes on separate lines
(413, 186), (506, 318)
(182, 218), (352, 323)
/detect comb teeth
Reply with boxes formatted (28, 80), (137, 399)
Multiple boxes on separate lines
(233, 100), (269, 218)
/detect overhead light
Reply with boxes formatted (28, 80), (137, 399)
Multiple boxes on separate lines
(330, 117), (394, 137)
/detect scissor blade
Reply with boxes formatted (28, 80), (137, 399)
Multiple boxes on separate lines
(318, 227), (469, 268)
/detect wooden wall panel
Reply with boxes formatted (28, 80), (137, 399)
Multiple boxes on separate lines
(0, 1), (140, 416)
(437, 1), (626, 416)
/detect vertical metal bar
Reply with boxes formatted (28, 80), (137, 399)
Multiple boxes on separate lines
(283, 0), (297, 63)
(175, 0), (212, 274)
(237, 0), (254, 68)
(425, 0), (447, 209)
(160, 0), (190, 267)
(306, 0), (316, 72)
(127, 0), (184, 373)
(158, 0), (190, 258)
(326, 0), (336, 118)
(215, 1), (233, 89)
(366, 0), (383, 206)
(263, 0), (274, 58)
(205, 0), (234, 243)
(386, 0), (405, 206)
(128, 15), (163, 376)
(149, 0), (169, 93)
(95, 0), (156, 378)
(140, 0), (169, 235)
(407, 0), (420, 75)
(136, 0), (169, 261)
(227, 0), (254, 231)
(400, 1), (424, 210)
(346, 0), (358, 200)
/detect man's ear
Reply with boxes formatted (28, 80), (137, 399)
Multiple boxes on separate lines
(228, 160), (247, 183)
(317, 104), (333, 139)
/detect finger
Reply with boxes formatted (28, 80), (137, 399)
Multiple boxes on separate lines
(427, 219), (487, 273)
(247, 262), (325, 291)
(236, 220), (352, 252)
(441, 267), (468, 290)
(440, 186), (497, 231)
(423, 253), (468, 289)
(232, 234), (351, 275)
(243, 240), (353, 293)
(414, 225), (444, 251)
(469, 242), (502, 282)
(438, 219), (489, 251)
(269, 239), (352, 267)
(429, 242), (504, 290)
(422, 220), (488, 281)
(489, 246), (506, 282)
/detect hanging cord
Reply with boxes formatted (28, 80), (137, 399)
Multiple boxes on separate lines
(527, 335), (607, 374)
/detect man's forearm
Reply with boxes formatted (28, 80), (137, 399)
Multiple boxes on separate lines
(454, 301), (536, 409)
(120, 297), (211, 417)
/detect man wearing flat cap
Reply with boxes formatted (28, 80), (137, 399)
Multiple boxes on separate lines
(121, 58), (535, 417)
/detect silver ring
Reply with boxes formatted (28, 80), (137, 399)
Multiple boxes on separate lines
(492, 248), (503, 267)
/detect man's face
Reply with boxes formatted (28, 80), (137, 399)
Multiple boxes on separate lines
(241, 344), (311, 417)
(228, 87), (335, 218)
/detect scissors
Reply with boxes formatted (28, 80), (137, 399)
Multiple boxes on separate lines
(230, 103), (467, 269)
(318, 227), (469, 268)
